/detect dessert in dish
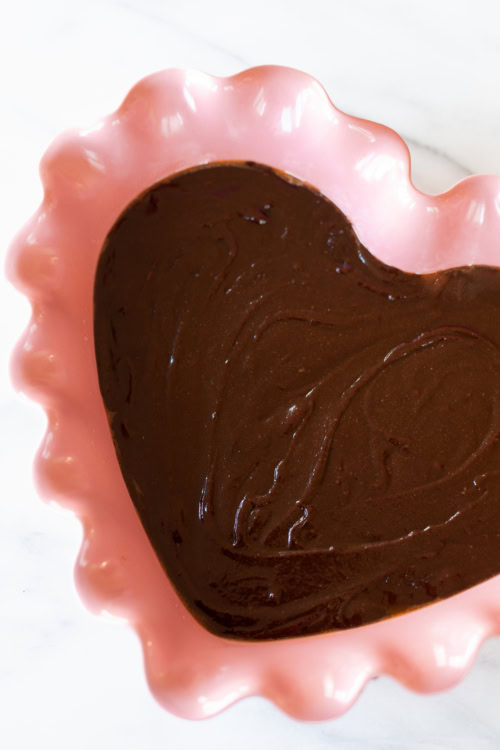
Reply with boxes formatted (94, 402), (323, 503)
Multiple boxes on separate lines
(95, 160), (500, 641)
(9, 66), (500, 719)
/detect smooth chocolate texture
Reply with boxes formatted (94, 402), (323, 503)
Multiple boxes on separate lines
(94, 162), (500, 640)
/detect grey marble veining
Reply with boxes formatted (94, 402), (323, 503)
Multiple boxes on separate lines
(2, 1), (500, 747)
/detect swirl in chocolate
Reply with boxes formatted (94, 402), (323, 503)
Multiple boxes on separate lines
(94, 162), (500, 640)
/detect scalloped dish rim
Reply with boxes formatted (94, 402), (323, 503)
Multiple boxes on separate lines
(7, 65), (500, 721)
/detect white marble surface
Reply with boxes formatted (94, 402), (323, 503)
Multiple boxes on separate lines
(2, 0), (500, 747)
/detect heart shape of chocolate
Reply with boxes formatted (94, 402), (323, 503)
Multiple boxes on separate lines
(94, 162), (500, 640)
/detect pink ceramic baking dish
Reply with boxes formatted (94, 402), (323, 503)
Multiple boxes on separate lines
(7, 66), (500, 721)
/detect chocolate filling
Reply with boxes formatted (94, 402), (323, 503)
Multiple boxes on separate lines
(94, 162), (500, 640)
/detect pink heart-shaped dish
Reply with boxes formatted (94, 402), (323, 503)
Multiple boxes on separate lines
(7, 66), (500, 720)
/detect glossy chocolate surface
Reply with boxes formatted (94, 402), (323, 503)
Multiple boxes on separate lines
(94, 162), (500, 640)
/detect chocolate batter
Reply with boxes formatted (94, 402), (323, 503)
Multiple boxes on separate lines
(94, 162), (500, 640)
